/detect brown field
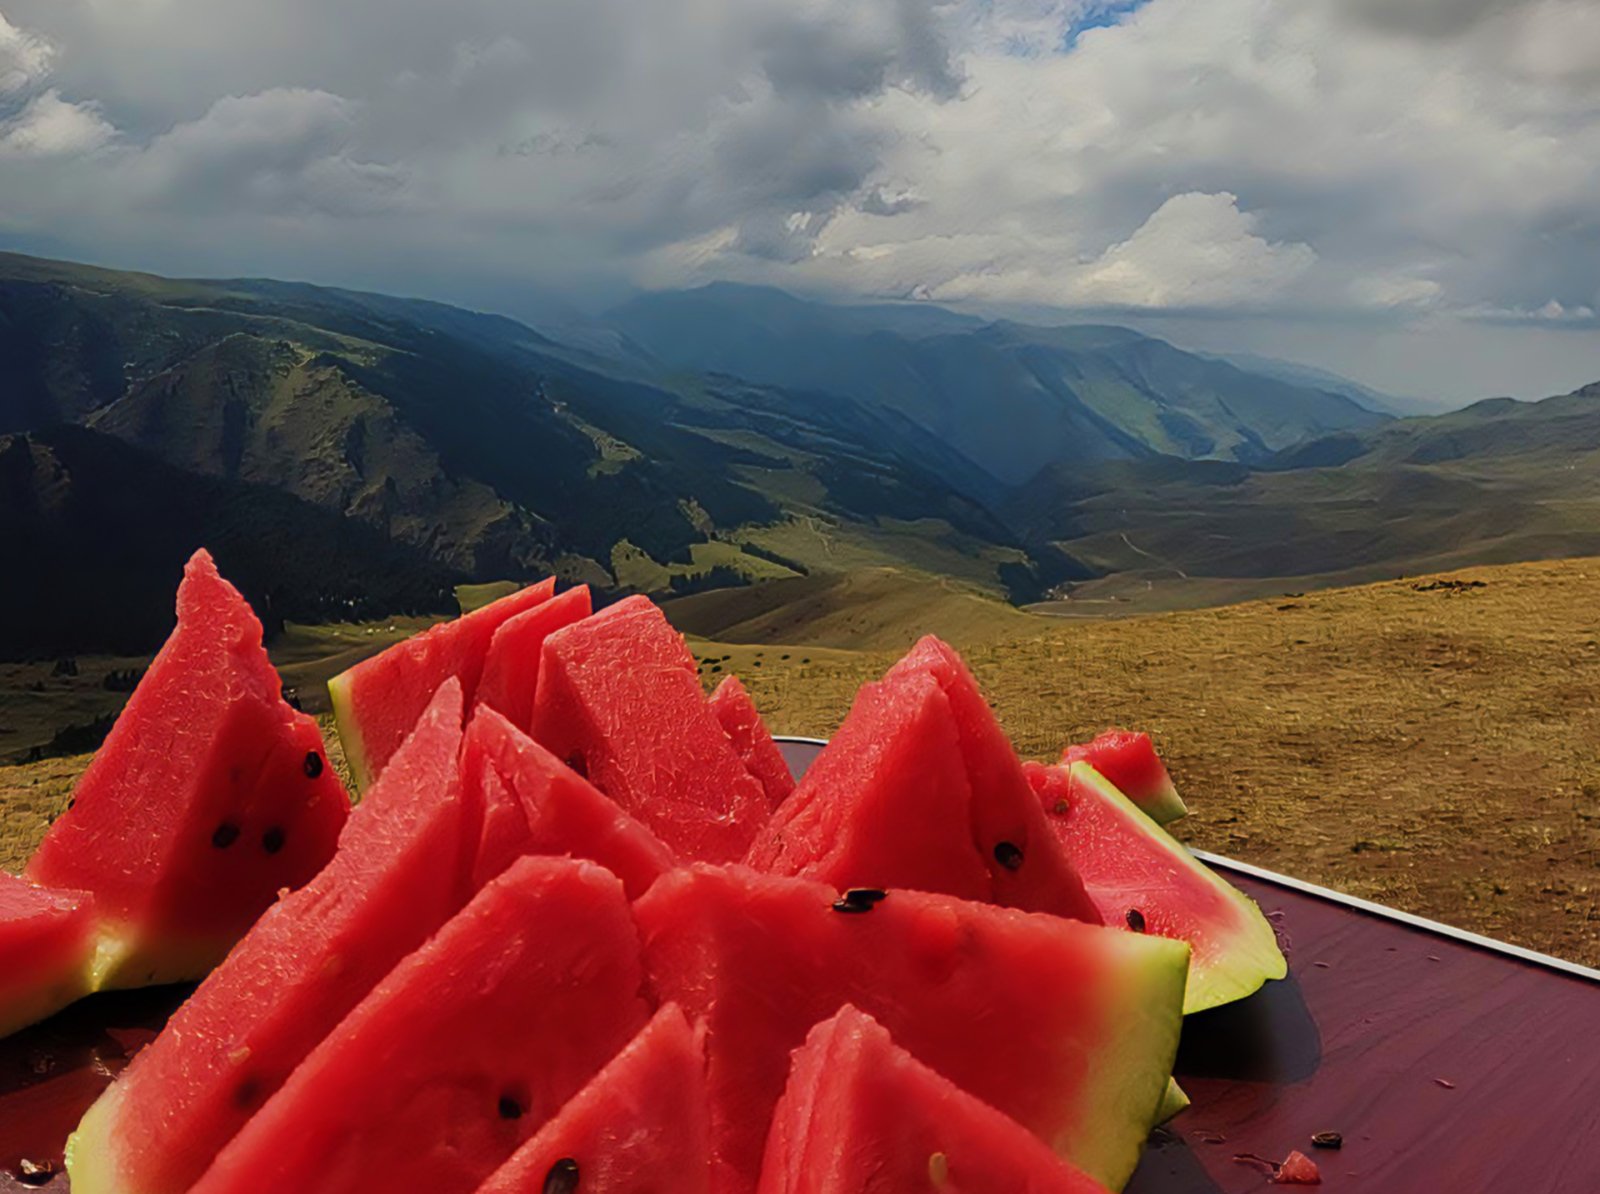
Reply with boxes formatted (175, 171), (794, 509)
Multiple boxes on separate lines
(4, 556), (1599, 967)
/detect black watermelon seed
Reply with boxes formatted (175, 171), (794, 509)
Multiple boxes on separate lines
(211, 822), (241, 849)
(261, 827), (286, 855)
(564, 753), (588, 779)
(499, 1094), (525, 1120)
(303, 751), (324, 779)
(1311, 1132), (1343, 1150)
(17, 1159), (56, 1186)
(234, 1076), (262, 1110)
(993, 841), (1024, 871)
(831, 898), (874, 914)
(543, 1158), (580, 1194)
(1125, 908), (1147, 933)
(842, 888), (887, 907)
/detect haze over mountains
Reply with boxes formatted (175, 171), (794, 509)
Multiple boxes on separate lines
(3, 250), (1598, 656)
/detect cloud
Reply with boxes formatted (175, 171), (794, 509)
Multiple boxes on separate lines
(0, 88), (113, 157)
(0, 0), (1596, 399)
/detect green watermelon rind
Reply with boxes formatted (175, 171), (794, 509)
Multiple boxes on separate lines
(327, 669), (370, 794)
(1059, 926), (1189, 1190)
(63, 1083), (121, 1194)
(0, 959), (96, 1040)
(1140, 777), (1190, 827)
(1071, 762), (1288, 1014)
(1154, 1077), (1190, 1125)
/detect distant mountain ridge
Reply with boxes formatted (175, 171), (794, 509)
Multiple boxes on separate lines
(604, 283), (1388, 486)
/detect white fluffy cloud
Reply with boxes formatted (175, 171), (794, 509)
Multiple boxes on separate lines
(0, 0), (1597, 396)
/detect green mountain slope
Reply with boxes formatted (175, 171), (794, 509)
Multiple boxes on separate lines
(605, 283), (1388, 486)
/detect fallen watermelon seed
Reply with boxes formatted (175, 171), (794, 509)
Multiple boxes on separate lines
(993, 841), (1024, 870)
(498, 1093), (525, 1120)
(831, 897), (874, 914)
(1126, 908), (1148, 932)
(543, 1157), (580, 1193)
(842, 888), (887, 906)
(17, 1159), (56, 1187)
(261, 827), (287, 855)
(1311, 1132), (1343, 1149)
(928, 1151), (950, 1185)
(211, 822), (241, 849)
(303, 751), (324, 778)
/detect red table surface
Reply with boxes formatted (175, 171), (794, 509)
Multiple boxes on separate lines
(4, 742), (1599, 1191)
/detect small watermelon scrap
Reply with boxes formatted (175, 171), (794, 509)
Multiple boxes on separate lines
(744, 670), (991, 899)
(759, 1005), (1111, 1194)
(329, 577), (555, 789)
(187, 856), (651, 1194)
(1029, 761), (1286, 1014)
(530, 596), (768, 863)
(474, 1004), (710, 1194)
(1063, 729), (1188, 825)
(708, 675), (795, 809)
(68, 678), (472, 1194)
(1274, 1151), (1322, 1185)
(636, 865), (1188, 1193)
(461, 706), (676, 897)
(0, 873), (97, 1038)
(476, 584), (593, 731)
(26, 549), (349, 992)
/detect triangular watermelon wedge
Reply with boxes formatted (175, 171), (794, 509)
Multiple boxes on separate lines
(476, 584), (593, 731)
(474, 1004), (710, 1194)
(0, 873), (97, 1038)
(1028, 760), (1286, 1014)
(708, 675), (795, 810)
(759, 1005), (1110, 1194)
(187, 856), (650, 1194)
(68, 679), (471, 1194)
(461, 706), (676, 897)
(329, 577), (555, 789)
(636, 865), (1188, 1193)
(26, 549), (349, 991)
(744, 671), (991, 899)
(886, 637), (1099, 922)
(1062, 730), (1188, 825)
(530, 596), (769, 863)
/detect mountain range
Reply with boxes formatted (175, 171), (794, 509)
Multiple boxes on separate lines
(3, 249), (1597, 657)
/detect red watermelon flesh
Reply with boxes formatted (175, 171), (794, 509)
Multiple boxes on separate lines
(476, 584), (593, 731)
(758, 1005), (1110, 1194)
(25, 549), (349, 991)
(474, 1004), (710, 1194)
(1028, 761), (1285, 1014)
(329, 577), (556, 789)
(1061, 730), (1187, 825)
(744, 671), (990, 900)
(67, 678), (471, 1194)
(0, 873), (97, 1038)
(636, 865), (1188, 1193)
(708, 675), (795, 810)
(530, 596), (768, 863)
(461, 706), (676, 898)
(187, 856), (650, 1194)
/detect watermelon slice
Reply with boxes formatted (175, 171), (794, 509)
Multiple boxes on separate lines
(744, 671), (990, 899)
(530, 596), (768, 863)
(884, 637), (1099, 921)
(474, 1004), (710, 1194)
(461, 706), (676, 897)
(636, 865), (1188, 1193)
(708, 675), (795, 809)
(329, 577), (555, 789)
(758, 1005), (1110, 1194)
(1028, 760), (1286, 1014)
(68, 678), (471, 1194)
(187, 856), (650, 1194)
(1062, 730), (1187, 825)
(476, 584), (593, 731)
(0, 873), (97, 1038)
(25, 549), (349, 991)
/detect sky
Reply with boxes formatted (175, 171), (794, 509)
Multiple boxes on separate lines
(1, 0), (1598, 404)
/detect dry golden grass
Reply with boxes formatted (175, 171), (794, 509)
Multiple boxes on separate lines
(4, 556), (1598, 968)
(715, 557), (1600, 967)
